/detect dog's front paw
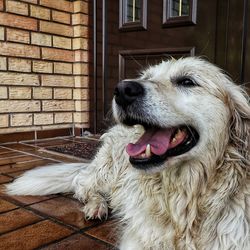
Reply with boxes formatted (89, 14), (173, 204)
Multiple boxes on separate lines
(82, 197), (108, 220)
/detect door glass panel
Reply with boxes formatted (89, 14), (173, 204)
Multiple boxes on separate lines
(125, 0), (141, 22)
(170, 0), (190, 17)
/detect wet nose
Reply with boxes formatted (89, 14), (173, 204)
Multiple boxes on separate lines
(114, 81), (144, 108)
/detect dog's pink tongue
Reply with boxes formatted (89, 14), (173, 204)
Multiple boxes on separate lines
(126, 128), (173, 156)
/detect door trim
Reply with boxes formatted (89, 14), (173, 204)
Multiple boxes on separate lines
(119, 47), (195, 79)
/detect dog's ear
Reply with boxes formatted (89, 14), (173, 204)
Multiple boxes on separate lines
(227, 84), (250, 160)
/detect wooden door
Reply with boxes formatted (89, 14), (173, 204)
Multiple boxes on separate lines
(92, 0), (249, 132)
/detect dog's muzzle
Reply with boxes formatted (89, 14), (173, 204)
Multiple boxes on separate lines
(114, 80), (144, 109)
(113, 80), (199, 171)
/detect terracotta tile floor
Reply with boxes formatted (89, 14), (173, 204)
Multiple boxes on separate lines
(0, 137), (118, 250)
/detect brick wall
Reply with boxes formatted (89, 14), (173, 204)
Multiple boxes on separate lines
(0, 0), (91, 136)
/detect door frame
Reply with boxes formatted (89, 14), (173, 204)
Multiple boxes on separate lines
(92, 0), (249, 133)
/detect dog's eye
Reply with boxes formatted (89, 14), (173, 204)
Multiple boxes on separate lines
(176, 78), (197, 87)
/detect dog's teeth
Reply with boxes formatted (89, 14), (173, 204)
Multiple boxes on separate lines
(176, 129), (182, 137)
(174, 129), (185, 140)
(145, 144), (152, 158)
(172, 138), (177, 143)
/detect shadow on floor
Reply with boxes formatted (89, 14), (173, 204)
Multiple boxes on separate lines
(0, 136), (118, 250)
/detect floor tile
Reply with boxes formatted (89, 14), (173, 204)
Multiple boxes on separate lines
(0, 175), (13, 184)
(0, 159), (56, 174)
(29, 197), (98, 229)
(29, 149), (82, 163)
(85, 220), (119, 246)
(0, 208), (43, 234)
(3, 193), (58, 206)
(0, 155), (40, 166)
(0, 148), (12, 154)
(0, 138), (116, 249)
(41, 233), (114, 250)
(25, 139), (72, 148)
(0, 220), (73, 250)
(2, 143), (38, 151)
(5, 170), (27, 178)
(0, 151), (24, 158)
(0, 199), (17, 213)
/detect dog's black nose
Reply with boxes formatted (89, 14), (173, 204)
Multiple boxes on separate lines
(114, 81), (144, 108)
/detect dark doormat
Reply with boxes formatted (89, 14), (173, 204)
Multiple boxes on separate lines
(46, 141), (101, 160)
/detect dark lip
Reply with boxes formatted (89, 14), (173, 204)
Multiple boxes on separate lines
(125, 121), (199, 170)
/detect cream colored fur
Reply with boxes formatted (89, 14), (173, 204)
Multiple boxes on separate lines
(6, 57), (250, 249)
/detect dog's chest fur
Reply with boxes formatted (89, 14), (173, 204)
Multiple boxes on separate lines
(101, 125), (249, 249)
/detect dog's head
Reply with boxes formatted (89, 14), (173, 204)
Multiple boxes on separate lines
(112, 57), (250, 172)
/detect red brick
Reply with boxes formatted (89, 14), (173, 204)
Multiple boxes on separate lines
(54, 62), (72, 74)
(0, 100), (40, 113)
(34, 113), (53, 125)
(0, 114), (9, 128)
(40, 21), (73, 37)
(8, 58), (31, 72)
(74, 1), (89, 14)
(11, 113), (33, 126)
(0, 220), (73, 250)
(53, 36), (72, 49)
(73, 38), (89, 50)
(0, 12), (38, 31)
(0, 208), (42, 234)
(55, 112), (73, 123)
(0, 42), (40, 59)
(42, 48), (74, 62)
(6, 0), (29, 16)
(73, 25), (89, 38)
(74, 75), (90, 88)
(72, 13), (89, 25)
(0, 72), (39, 86)
(31, 32), (52, 46)
(41, 75), (74, 87)
(0, 27), (4, 40)
(52, 10), (71, 24)
(22, 0), (37, 3)
(75, 50), (89, 62)
(42, 100), (74, 112)
(0, 0), (3, 11)
(40, 0), (73, 13)
(30, 5), (50, 20)
(6, 28), (30, 44)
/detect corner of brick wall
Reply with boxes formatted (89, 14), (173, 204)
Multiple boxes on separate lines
(0, 0), (92, 135)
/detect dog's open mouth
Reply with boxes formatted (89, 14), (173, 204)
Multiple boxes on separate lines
(124, 119), (199, 169)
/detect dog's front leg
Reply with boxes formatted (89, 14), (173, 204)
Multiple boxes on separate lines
(72, 131), (119, 220)
(72, 166), (109, 220)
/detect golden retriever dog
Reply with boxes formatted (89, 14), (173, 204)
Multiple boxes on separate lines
(6, 57), (250, 249)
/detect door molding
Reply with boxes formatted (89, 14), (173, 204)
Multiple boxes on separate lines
(119, 47), (195, 79)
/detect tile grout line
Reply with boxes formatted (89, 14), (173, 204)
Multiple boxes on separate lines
(34, 232), (79, 250)
(0, 154), (35, 161)
(0, 194), (115, 248)
(0, 219), (47, 238)
(0, 145), (63, 164)
(80, 232), (118, 249)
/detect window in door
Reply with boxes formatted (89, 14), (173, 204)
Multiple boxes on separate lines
(163, 0), (197, 27)
(119, 0), (147, 31)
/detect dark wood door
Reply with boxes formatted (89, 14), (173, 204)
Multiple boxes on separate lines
(93, 0), (249, 132)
